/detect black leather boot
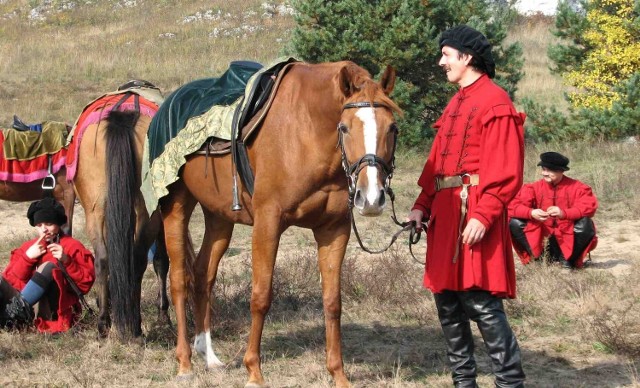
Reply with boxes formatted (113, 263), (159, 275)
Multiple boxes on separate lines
(435, 292), (478, 388)
(567, 217), (596, 266)
(5, 295), (34, 329)
(509, 218), (534, 258)
(461, 291), (525, 388)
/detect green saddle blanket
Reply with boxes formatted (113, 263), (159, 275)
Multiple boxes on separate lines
(2, 121), (69, 160)
(141, 58), (297, 214)
(147, 60), (263, 163)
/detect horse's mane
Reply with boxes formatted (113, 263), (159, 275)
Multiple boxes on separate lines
(343, 63), (403, 117)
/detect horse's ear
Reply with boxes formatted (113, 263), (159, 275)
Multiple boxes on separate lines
(339, 66), (355, 98)
(380, 65), (396, 95)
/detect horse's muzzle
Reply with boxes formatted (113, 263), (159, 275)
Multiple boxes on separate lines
(354, 187), (386, 216)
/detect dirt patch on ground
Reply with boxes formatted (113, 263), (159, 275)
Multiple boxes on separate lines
(589, 219), (640, 277)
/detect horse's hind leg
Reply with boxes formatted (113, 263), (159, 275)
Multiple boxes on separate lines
(152, 221), (171, 325)
(313, 221), (351, 388)
(161, 180), (198, 377)
(193, 209), (234, 370)
(84, 210), (110, 337)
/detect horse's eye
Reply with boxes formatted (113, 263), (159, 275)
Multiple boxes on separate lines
(338, 123), (349, 133)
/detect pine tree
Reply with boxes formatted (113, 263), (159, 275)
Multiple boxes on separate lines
(287, 0), (524, 148)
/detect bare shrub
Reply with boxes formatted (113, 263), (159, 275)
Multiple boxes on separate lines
(342, 246), (436, 326)
(583, 299), (640, 356)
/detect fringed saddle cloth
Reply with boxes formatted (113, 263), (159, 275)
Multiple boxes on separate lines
(141, 58), (297, 214)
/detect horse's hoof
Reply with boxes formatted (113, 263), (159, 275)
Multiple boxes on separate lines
(205, 361), (225, 371)
(175, 373), (194, 382)
(245, 382), (267, 388)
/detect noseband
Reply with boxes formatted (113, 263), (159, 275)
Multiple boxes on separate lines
(337, 101), (422, 257)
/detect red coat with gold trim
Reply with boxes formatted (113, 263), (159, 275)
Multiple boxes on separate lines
(412, 75), (525, 298)
(2, 234), (95, 333)
(508, 176), (598, 267)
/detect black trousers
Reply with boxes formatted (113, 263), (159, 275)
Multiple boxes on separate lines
(509, 217), (596, 264)
(434, 290), (525, 388)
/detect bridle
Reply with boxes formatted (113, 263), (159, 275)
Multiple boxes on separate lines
(338, 101), (423, 259)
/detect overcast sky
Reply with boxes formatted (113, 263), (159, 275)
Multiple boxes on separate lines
(514, 0), (558, 15)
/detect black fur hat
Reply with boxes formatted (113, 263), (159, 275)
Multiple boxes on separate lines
(439, 25), (496, 78)
(26, 198), (67, 227)
(537, 152), (570, 172)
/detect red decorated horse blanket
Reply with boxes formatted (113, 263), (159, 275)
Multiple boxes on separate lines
(65, 91), (161, 181)
(0, 131), (67, 183)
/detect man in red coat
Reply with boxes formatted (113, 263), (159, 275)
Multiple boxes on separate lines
(508, 152), (598, 269)
(406, 25), (526, 387)
(0, 198), (95, 333)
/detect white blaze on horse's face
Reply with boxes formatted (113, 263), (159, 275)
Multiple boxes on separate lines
(354, 107), (386, 216)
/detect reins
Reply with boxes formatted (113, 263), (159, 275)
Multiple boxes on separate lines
(339, 102), (425, 263)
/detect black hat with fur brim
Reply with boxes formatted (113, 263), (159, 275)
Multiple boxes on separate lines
(537, 151), (570, 172)
(27, 197), (67, 227)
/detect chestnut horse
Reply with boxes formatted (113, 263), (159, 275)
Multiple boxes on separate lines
(0, 159), (75, 235)
(157, 62), (401, 387)
(71, 87), (168, 339)
(0, 121), (75, 235)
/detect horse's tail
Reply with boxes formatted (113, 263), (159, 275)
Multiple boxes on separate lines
(105, 109), (141, 339)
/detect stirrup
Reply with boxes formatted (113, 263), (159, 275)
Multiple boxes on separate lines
(41, 174), (56, 190)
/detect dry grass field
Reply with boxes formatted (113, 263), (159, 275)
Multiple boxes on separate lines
(1, 1), (639, 387)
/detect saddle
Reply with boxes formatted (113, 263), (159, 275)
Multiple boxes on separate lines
(117, 79), (159, 91)
(196, 59), (297, 195)
(12, 115), (42, 132)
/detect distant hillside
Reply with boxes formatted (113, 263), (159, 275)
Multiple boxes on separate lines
(0, 1), (564, 126)
(0, 0), (295, 124)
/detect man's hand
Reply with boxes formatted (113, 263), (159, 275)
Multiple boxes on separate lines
(47, 243), (68, 264)
(26, 235), (47, 259)
(406, 209), (425, 231)
(546, 206), (564, 219)
(531, 209), (549, 222)
(462, 218), (486, 245)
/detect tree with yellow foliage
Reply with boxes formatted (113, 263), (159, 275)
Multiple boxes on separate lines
(549, 0), (640, 109)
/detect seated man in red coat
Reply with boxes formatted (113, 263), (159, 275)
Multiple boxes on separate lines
(0, 198), (95, 332)
(508, 152), (598, 269)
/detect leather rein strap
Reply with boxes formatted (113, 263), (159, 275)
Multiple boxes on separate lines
(339, 101), (424, 261)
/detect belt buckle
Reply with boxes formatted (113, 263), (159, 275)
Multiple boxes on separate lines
(459, 173), (471, 200)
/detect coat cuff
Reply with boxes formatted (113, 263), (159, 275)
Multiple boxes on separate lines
(563, 207), (582, 220)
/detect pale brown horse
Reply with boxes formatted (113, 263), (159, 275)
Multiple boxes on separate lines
(71, 89), (168, 339)
(158, 62), (401, 387)
(0, 121), (75, 235)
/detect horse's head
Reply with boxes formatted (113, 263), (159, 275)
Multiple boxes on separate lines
(337, 63), (402, 216)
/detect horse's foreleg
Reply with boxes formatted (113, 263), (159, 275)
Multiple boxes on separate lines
(193, 211), (233, 370)
(313, 222), (351, 388)
(244, 213), (282, 387)
(161, 184), (197, 377)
